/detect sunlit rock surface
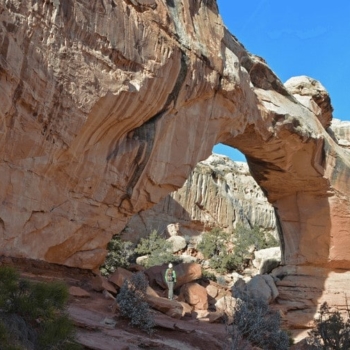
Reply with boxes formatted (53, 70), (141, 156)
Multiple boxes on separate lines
(329, 119), (350, 148)
(124, 154), (277, 242)
(1, 0), (350, 330)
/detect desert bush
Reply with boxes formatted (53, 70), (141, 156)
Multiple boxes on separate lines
(134, 230), (179, 268)
(0, 318), (23, 350)
(232, 224), (279, 271)
(0, 266), (81, 350)
(116, 272), (155, 334)
(201, 270), (217, 282)
(198, 228), (231, 259)
(100, 235), (134, 276)
(198, 225), (278, 274)
(198, 228), (235, 273)
(228, 292), (289, 350)
(209, 252), (238, 274)
(306, 301), (350, 349)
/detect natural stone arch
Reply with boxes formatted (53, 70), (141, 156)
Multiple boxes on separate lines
(1, 0), (350, 331)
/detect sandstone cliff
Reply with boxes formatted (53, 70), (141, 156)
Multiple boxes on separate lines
(1, 0), (350, 331)
(124, 153), (277, 242)
(330, 119), (350, 148)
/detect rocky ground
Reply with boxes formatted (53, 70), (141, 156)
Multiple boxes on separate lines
(70, 295), (228, 350)
(1, 257), (229, 350)
(0, 256), (312, 350)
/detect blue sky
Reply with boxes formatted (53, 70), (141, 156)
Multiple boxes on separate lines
(213, 0), (350, 162)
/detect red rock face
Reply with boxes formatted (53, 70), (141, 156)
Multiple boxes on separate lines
(1, 0), (350, 330)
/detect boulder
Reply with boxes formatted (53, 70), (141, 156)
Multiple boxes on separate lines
(145, 295), (185, 319)
(178, 301), (193, 316)
(91, 275), (117, 294)
(145, 285), (160, 298)
(108, 267), (133, 288)
(253, 247), (281, 266)
(231, 278), (247, 299)
(136, 255), (149, 266)
(174, 263), (202, 288)
(208, 311), (225, 323)
(144, 263), (202, 290)
(179, 254), (197, 264)
(166, 223), (180, 237)
(167, 235), (187, 253)
(127, 263), (145, 272)
(179, 282), (208, 311)
(246, 275), (279, 304)
(284, 75), (333, 128)
(108, 267), (159, 297)
(206, 284), (218, 299)
(215, 296), (236, 324)
(144, 264), (168, 289)
(259, 259), (280, 275)
(231, 272), (244, 284)
(191, 310), (209, 319)
(252, 247), (281, 274)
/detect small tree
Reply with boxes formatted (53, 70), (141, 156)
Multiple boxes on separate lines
(231, 224), (279, 272)
(116, 272), (155, 334)
(307, 301), (350, 349)
(197, 228), (231, 259)
(198, 226), (278, 274)
(197, 228), (236, 273)
(0, 266), (82, 350)
(134, 230), (179, 268)
(100, 235), (134, 276)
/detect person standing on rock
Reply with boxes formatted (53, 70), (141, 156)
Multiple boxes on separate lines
(165, 263), (176, 300)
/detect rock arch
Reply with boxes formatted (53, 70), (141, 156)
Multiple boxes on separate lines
(1, 0), (350, 329)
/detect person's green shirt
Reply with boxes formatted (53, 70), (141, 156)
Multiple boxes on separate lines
(165, 268), (176, 283)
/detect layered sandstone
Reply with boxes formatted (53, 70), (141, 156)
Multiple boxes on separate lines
(329, 119), (350, 148)
(124, 154), (277, 242)
(1, 0), (350, 330)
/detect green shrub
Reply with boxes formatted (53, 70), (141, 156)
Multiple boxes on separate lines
(38, 314), (82, 349)
(202, 270), (216, 282)
(116, 272), (155, 334)
(134, 230), (170, 255)
(0, 319), (23, 350)
(197, 228), (235, 273)
(134, 230), (179, 268)
(232, 224), (279, 271)
(229, 292), (289, 349)
(306, 301), (350, 349)
(209, 252), (239, 274)
(100, 235), (134, 276)
(197, 228), (231, 260)
(199, 225), (279, 274)
(0, 266), (82, 350)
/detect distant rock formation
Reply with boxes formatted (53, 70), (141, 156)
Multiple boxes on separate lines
(329, 119), (350, 148)
(124, 154), (277, 242)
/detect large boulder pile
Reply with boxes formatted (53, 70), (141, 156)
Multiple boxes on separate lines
(100, 261), (283, 329)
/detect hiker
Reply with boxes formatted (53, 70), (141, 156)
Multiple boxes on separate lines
(165, 263), (176, 300)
